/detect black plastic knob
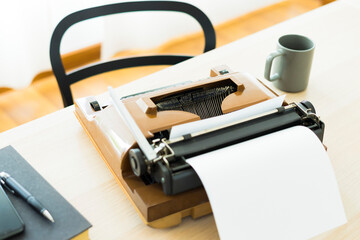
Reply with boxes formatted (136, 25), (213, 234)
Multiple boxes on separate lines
(300, 100), (316, 114)
(129, 148), (147, 177)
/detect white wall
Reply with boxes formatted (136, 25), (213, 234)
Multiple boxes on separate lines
(101, 0), (282, 59)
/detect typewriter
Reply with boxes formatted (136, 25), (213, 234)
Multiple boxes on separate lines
(75, 65), (324, 228)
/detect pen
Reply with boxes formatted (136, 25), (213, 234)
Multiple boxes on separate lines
(0, 171), (55, 223)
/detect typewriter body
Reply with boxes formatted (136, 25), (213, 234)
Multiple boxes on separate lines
(75, 65), (324, 228)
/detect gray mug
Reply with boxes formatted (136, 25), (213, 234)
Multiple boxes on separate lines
(264, 34), (315, 92)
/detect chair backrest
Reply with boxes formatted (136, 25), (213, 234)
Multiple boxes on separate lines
(50, 1), (216, 107)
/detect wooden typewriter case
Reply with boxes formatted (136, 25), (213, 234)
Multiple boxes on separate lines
(75, 66), (278, 228)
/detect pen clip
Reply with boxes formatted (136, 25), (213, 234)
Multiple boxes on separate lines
(0, 179), (15, 194)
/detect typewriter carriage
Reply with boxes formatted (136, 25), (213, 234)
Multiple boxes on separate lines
(129, 100), (324, 195)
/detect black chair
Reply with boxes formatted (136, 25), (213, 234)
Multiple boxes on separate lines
(50, 1), (216, 107)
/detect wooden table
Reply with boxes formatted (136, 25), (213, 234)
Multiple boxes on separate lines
(1, 0), (360, 239)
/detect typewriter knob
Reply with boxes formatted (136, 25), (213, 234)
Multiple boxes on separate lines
(129, 148), (146, 177)
(300, 100), (316, 114)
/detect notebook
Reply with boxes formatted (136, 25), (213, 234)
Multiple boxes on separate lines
(0, 145), (91, 240)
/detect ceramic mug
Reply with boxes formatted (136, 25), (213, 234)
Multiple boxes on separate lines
(264, 34), (315, 92)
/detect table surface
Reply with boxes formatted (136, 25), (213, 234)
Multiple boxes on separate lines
(1, 0), (360, 239)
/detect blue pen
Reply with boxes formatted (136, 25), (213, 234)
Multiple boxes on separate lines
(0, 171), (54, 223)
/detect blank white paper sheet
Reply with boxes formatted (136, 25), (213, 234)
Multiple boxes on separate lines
(187, 126), (347, 240)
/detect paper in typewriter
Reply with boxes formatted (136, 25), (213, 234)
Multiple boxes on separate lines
(187, 126), (346, 240)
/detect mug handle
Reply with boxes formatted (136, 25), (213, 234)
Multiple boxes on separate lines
(264, 49), (285, 81)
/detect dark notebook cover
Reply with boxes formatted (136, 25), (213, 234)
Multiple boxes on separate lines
(0, 146), (91, 240)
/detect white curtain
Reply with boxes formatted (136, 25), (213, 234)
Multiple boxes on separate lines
(0, 0), (103, 89)
(102, 0), (282, 59)
(0, 0), (280, 89)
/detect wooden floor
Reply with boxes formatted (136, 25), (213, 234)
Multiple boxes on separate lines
(0, 0), (325, 133)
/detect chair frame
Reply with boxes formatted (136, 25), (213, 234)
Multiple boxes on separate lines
(50, 1), (216, 107)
